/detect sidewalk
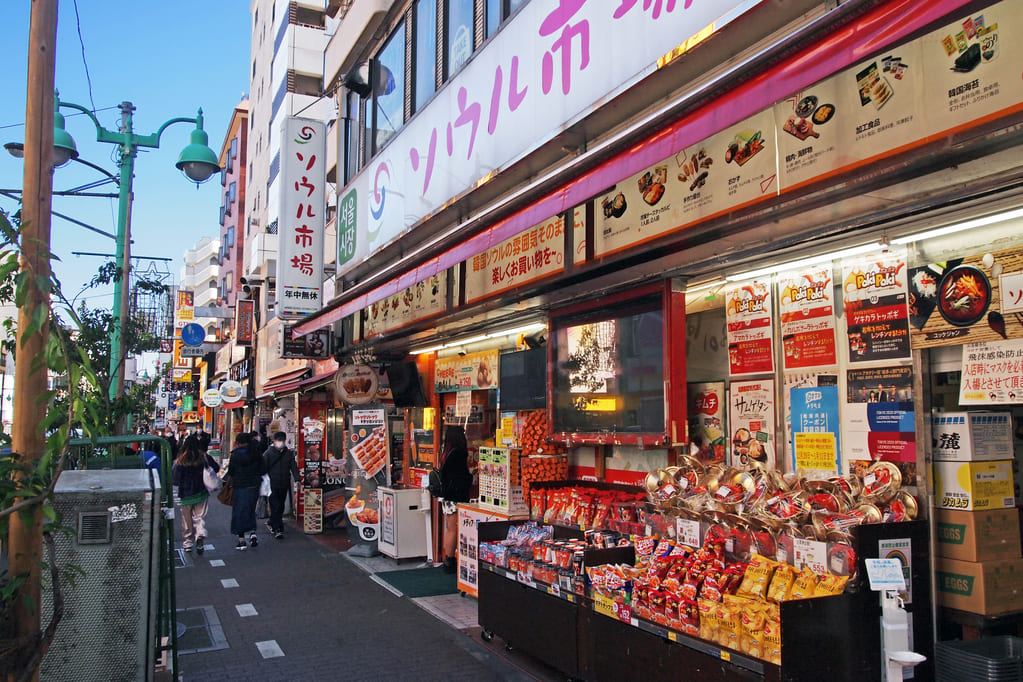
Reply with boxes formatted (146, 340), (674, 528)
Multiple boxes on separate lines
(173, 496), (561, 681)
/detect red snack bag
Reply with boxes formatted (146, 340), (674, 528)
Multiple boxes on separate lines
(681, 564), (705, 600)
(664, 592), (683, 630)
(662, 559), (688, 593)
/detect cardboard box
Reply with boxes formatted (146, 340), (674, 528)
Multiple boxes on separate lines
(935, 557), (1023, 615)
(933, 460), (1016, 510)
(931, 411), (1013, 461)
(934, 508), (1022, 561)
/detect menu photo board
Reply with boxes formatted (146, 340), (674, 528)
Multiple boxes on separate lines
(364, 272), (446, 337)
(842, 248), (912, 364)
(778, 265), (838, 370)
(435, 349), (499, 393)
(725, 280), (774, 376)
(728, 379), (776, 469)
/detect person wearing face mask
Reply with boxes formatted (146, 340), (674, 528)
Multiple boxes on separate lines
(262, 431), (300, 539)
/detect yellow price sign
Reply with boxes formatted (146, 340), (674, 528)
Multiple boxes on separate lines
(794, 432), (837, 470)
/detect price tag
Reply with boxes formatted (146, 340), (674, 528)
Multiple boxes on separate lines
(550, 583), (561, 597)
(676, 518), (701, 547)
(865, 558), (906, 591)
(668, 631), (678, 642)
(720, 651), (731, 662)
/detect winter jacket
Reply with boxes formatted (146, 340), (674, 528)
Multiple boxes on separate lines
(262, 445), (299, 488)
(172, 454), (219, 505)
(227, 444), (265, 489)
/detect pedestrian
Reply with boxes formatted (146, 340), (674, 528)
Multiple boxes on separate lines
(171, 435), (219, 554)
(197, 426), (211, 453)
(164, 428), (178, 457)
(262, 431), (299, 539)
(226, 432), (265, 550)
(438, 425), (472, 573)
(140, 442), (163, 486)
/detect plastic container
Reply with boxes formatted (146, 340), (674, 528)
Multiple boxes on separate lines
(935, 636), (1023, 682)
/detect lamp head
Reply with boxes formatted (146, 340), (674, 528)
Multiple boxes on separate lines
(52, 110), (79, 167)
(175, 109), (220, 184)
(4, 142), (25, 159)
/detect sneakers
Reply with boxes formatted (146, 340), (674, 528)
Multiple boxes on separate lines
(274, 531), (284, 539)
(265, 521), (273, 533)
(249, 533), (259, 548)
(196, 537), (204, 555)
(183, 546), (193, 552)
(235, 538), (247, 551)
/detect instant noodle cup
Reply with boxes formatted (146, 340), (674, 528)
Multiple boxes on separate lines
(789, 566), (819, 599)
(737, 553), (776, 600)
(862, 461), (902, 503)
(814, 573), (850, 597)
(767, 563), (796, 602)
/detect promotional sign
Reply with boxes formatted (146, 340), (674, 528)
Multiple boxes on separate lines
(219, 380), (244, 408)
(959, 339), (1023, 404)
(276, 117), (326, 317)
(843, 366), (916, 481)
(790, 386), (841, 476)
(842, 248), (912, 364)
(909, 246), (1023, 348)
(782, 372), (838, 463)
(363, 272), (446, 337)
(174, 290), (194, 330)
(201, 388), (222, 408)
(725, 280), (774, 376)
(878, 537), (914, 603)
(303, 489), (323, 534)
(686, 382), (727, 464)
(335, 364), (379, 405)
(279, 324), (330, 359)
(778, 265), (838, 369)
(235, 299), (255, 346)
(349, 407), (389, 477)
(728, 379), (776, 469)
(435, 349), (499, 392)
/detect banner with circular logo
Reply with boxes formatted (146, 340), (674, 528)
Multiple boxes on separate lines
(219, 380), (245, 408)
(335, 364), (378, 404)
(201, 388), (223, 408)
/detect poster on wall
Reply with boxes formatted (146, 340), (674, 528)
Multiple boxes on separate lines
(782, 372), (838, 463)
(687, 382), (727, 464)
(909, 247), (1023, 348)
(842, 248), (912, 363)
(725, 280), (775, 376)
(435, 349), (499, 392)
(790, 386), (841, 477)
(959, 338), (1023, 404)
(299, 407), (327, 489)
(348, 407), (389, 477)
(728, 379), (776, 469)
(778, 265), (838, 369)
(843, 366), (916, 481)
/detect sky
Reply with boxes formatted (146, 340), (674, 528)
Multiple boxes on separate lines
(0, 1), (252, 319)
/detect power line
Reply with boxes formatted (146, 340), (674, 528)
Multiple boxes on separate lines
(72, 0), (97, 113)
(0, 106), (118, 130)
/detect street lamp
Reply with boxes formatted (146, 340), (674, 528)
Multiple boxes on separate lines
(38, 92), (220, 406)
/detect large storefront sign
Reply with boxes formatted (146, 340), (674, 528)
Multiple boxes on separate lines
(842, 249), (912, 364)
(435, 349), (499, 393)
(725, 280), (774, 376)
(959, 338), (1023, 404)
(276, 117), (326, 317)
(778, 265), (838, 370)
(362, 271), (446, 338)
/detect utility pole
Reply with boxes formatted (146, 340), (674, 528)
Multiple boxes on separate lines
(9, 1), (58, 681)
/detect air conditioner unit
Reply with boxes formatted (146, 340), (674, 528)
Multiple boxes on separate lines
(41, 469), (162, 682)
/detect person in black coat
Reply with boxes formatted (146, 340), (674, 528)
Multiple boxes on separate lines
(262, 431), (300, 538)
(439, 425), (472, 573)
(227, 432), (266, 550)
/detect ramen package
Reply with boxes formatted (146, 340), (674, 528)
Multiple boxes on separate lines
(788, 566), (820, 599)
(767, 563), (796, 603)
(814, 573), (850, 597)
(737, 553), (776, 600)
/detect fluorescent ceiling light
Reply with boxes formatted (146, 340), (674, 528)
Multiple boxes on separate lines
(409, 322), (547, 355)
(725, 242), (881, 282)
(891, 208), (1023, 245)
(486, 322), (546, 339)
(685, 279), (726, 294)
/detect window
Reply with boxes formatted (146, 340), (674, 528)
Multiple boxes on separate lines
(486, 0), (526, 38)
(373, 22), (406, 153)
(413, 0), (437, 112)
(446, 0), (475, 77)
(344, 92), (364, 184)
(226, 226), (235, 247)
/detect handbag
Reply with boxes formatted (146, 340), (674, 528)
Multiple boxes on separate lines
(203, 465), (222, 493)
(427, 468), (443, 497)
(260, 474), (272, 497)
(217, 476), (234, 506)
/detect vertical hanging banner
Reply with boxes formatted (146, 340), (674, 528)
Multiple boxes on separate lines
(842, 248), (912, 363)
(777, 265), (838, 369)
(725, 280), (774, 376)
(235, 299), (255, 346)
(277, 118), (326, 318)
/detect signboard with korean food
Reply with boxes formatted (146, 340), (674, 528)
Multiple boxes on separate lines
(790, 386), (841, 476)
(303, 488), (323, 534)
(594, 110), (778, 258)
(842, 248), (912, 364)
(687, 382), (727, 465)
(728, 379), (776, 469)
(843, 365), (916, 482)
(364, 272), (446, 337)
(958, 338), (1023, 405)
(335, 363), (379, 405)
(349, 407), (389, 477)
(434, 349), (499, 392)
(909, 246), (1023, 348)
(725, 280), (774, 376)
(778, 264), (838, 369)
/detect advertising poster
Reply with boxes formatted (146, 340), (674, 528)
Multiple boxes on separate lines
(687, 382), (727, 464)
(299, 405), (327, 489)
(843, 366), (916, 481)
(790, 386), (841, 476)
(842, 248), (912, 363)
(364, 272), (446, 337)
(778, 265), (838, 369)
(909, 247), (1023, 348)
(435, 349), (499, 392)
(280, 324), (330, 359)
(345, 406), (386, 545)
(594, 110), (778, 258)
(959, 339), (1023, 405)
(348, 407), (389, 477)
(726, 280), (775, 376)
(728, 380), (776, 469)
(782, 372), (839, 462)
(303, 489), (323, 534)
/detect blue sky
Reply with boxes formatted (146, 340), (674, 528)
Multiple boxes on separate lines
(0, 1), (252, 315)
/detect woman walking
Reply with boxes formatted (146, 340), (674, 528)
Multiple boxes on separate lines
(171, 435), (219, 555)
(227, 432), (265, 550)
(439, 425), (472, 573)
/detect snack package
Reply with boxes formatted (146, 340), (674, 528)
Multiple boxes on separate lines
(740, 604), (767, 657)
(789, 566), (819, 599)
(717, 602), (742, 651)
(664, 592), (683, 630)
(698, 598), (719, 642)
(767, 563), (796, 603)
(662, 559), (688, 593)
(814, 573), (850, 597)
(680, 598), (700, 636)
(763, 615), (782, 665)
(737, 553), (777, 600)
(699, 574), (723, 602)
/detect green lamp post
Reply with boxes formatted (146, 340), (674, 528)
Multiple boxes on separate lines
(53, 91), (221, 405)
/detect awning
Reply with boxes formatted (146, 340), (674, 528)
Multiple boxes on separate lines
(294, 0), (970, 337)
(257, 367), (311, 399)
(299, 370), (337, 393)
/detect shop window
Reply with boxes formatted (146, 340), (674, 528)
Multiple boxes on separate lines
(413, 0), (438, 112)
(446, 0), (475, 77)
(485, 0), (526, 38)
(373, 21), (406, 153)
(552, 297), (665, 435)
(343, 91), (364, 184)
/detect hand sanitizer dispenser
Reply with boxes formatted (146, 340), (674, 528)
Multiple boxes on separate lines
(866, 558), (926, 681)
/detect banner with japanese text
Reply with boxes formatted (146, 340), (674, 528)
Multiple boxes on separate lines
(276, 118), (326, 318)
(364, 272), (446, 337)
(435, 349), (499, 393)
(843, 365), (916, 481)
(728, 379), (776, 469)
(235, 299), (255, 345)
(778, 265), (838, 370)
(959, 338), (1023, 404)
(842, 248), (912, 364)
(790, 386), (841, 476)
(725, 280), (774, 376)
